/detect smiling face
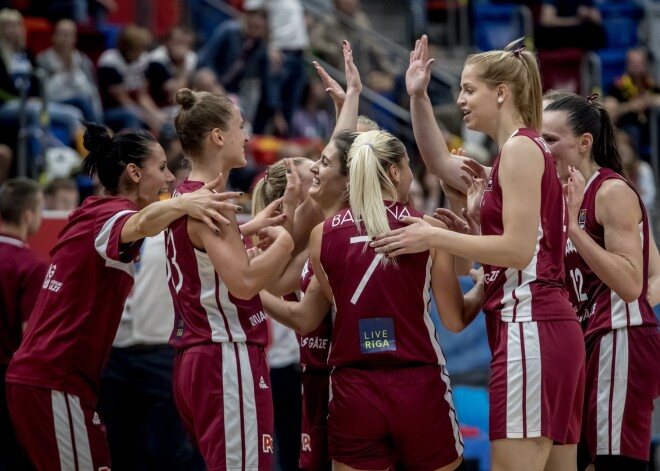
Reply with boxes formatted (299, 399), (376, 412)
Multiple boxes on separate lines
(309, 140), (348, 211)
(135, 143), (175, 208)
(457, 64), (499, 133)
(541, 109), (582, 183)
(222, 106), (249, 169)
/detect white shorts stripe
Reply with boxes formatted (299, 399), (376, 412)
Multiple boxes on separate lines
(69, 396), (94, 471)
(523, 322), (542, 436)
(440, 366), (464, 455)
(596, 329), (629, 455)
(51, 391), (95, 471)
(506, 322), (542, 438)
(51, 391), (75, 471)
(506, 324), (524, 437)
(223, 343), (244, 468)
(238, 343), (259, 468)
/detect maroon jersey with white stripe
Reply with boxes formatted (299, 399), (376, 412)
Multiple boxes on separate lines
(166, 180), (268, 349)
(296, 258), (332, 370)
(479, 128), (574, 322)
(320, 202), (445, 368)
(6, 197), (143, 403)
(0, 235), (47, 367)
(564, 168), (658, 339)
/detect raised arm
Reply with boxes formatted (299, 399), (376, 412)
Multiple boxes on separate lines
(261, 275), (332, 334)
(408, 35), (470, 192)
(120, 173), (241, 243)
(566, 168), (644, 303)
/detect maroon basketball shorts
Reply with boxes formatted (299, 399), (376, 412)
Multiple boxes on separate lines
(173, 342), (274, 471)
(328, 364), (463, 470)
(6, 384), (111, 470)
(487, 316), (585, 443)
(299, 367), (331, 471)
(583, 325), (660, 461)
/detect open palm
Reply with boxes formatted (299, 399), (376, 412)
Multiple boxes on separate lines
(406, 35), (434, 98)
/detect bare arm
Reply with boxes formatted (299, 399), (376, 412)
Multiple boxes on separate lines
(309, 222), (335, 303)
(120, 174), (241, 243)
(193, 217), (293, 300)
(647, 231), (660, 306)
(408, 35), (470, 192)
(265, 249), (310, 297)
(567, 169), (644, 303)
(373, 137), (544, 269)
(261, 275), (331, 334)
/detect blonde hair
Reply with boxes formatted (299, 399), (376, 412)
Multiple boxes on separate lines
(356, 115), (379, 132)
(348, 130), (406, 244)
(465, 40), (542, 131)
(251, 157), (309, 216)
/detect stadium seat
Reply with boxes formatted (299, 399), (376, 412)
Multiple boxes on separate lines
(598, 3), (643, 50)
(597, 48), (627, 94)
(538, 48), (583, 93)
(472, 3), (526, 51)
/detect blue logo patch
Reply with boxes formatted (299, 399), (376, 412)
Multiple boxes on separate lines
(359, 318), (396, 354)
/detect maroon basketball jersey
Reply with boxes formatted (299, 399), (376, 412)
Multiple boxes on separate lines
(564, 168), (658, 339)
(0, 235), (47, 367)
(320, 202), (446, 368)
(166, 180), (268, 349)
(296, 258), (332, 370)
(479, 128), (574, 322)
(6, 197), (143, 403)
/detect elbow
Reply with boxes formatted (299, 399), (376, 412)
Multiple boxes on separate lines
(616, 285), (642, 304)
(441, 317), (468, 334)
(228, 281), (261, 300)
(509, 250), (534, 271)
(296, 323), (314, 336)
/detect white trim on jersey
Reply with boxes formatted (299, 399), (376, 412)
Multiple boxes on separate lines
(505, 322), (542, 438)
(94, 209), (137, 276)
(501, 223), (542, 322)
(440, 365), (464, 456)
(584, 170), (601, 191)
(195, 249), (247, 343)
(422, 256), (446, 365)
(0, 235), (25, 248)
(222, 343), (260, 469)
(51, 391), (94, 471)
(596, 328), (629, 456)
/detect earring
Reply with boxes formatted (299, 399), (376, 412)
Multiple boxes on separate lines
(497, 97), (504, 104)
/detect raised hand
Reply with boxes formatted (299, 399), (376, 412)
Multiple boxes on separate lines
(282, 158), (302, 208)
(342, 40), (362, 95)
(241, 197), (286, 237)
(464, 174), (485, 226)
(256, 225), (292, 251)
(313, 60), (346, 111)
(406, 35), (434, 99)
(565, 166), (586, 229)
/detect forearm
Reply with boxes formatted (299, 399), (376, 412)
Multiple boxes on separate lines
(261, 291), (309, 332)
(121, 197), (186, 243)
(410, 94), (466, 192)
(239, 240), (293, 298)
(334, 90), (359, 134)
(264, 249), (308, 297)
(568, 227), (642, 302)
(461, 282), (484, 325)
(648, 275), (660, 306)
(292, 198), (324, 256)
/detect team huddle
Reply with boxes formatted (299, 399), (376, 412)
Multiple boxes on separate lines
(2, 34), (660, 471)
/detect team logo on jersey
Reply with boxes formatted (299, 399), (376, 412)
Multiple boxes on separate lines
(42, 264), (63, 293)
(300, 260), (310, 281)
(485, 177), (493, 192)
(259, 376), (269, 389)
(249, 311), (267, 327)
(262, 434), (274, 453)
(301, 433), (312, 452)
(578, 209), (587, 229)
(359, 318), (396, 354)
(300, 337), (329, 350)
(92, 412), (101, 426)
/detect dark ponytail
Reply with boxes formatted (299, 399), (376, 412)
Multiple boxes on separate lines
(81, 121), (157, 194)
(545, 94), (622, 175)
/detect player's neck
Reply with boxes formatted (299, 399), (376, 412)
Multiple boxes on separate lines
(0, 223), (27, 242)
(189, 163), (231, 188)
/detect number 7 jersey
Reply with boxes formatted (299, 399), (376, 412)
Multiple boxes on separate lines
(564, 168), (658, 339)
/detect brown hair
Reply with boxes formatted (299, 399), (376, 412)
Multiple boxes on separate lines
(465, 40), (543, 131)
(174, 88), (235, 157)
(117, 25), (152, 55)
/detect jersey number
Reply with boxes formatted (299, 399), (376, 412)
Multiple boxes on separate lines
(165, 230), (183, 294)
(569, 268), (588, 302)
(349, 236), (383, 305)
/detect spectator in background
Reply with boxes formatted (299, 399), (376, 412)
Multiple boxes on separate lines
(37, 19), (103, 123)
(0, 144), (12, 184)
(97, 25), (167, 133)
(254, 0), (309, 136)
(291, 79), (333, 140)
(146, 27), (197, 110)
(0, 9), (83, 148)
(191, 67), (226, 95)
(197, 0), (270, 125)
(605, 48), (660, 162)
(617, 129), (656, 211)
(0, 178), (47, 471)
(44, 176), (79, 211)
(536, 0), (606, 50)
(310, 0), (397, 93)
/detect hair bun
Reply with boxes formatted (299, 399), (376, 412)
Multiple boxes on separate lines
(175, 88), (196, 110)
(82, 121), (112, 154)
